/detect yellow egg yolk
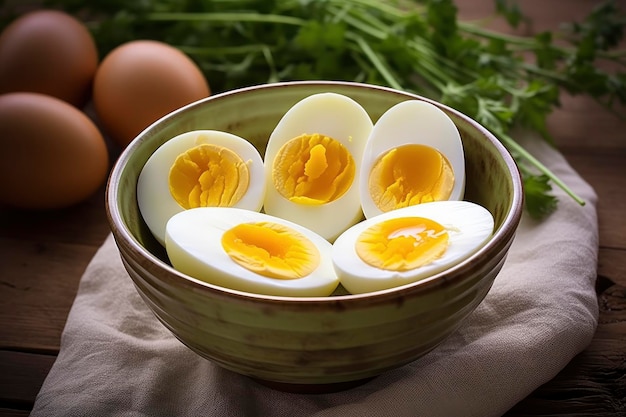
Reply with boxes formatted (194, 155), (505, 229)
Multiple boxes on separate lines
(221, 221), (320, 279)
(272, 133), (355, 205)
(368, 144), (454, 212)
(169, 144), (249, 209)
(356, 216), (449, 271)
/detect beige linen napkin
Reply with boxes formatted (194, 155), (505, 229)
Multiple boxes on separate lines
(31, 133), (599, 417)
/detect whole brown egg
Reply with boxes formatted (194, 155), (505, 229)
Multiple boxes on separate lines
(0, 92), (109, 210)
(93, 40), (211, 148)
(0, 10), (99, 107)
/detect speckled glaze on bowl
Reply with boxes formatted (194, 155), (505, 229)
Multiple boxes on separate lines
(106, 81), (523, 391)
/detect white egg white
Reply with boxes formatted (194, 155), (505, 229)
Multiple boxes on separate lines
(359, 100), (465, 219)
(137, 130), (266, 246)
(165, 207), (340, 297)
(263, 92), (373, 242)
(332, 201), (494, 294)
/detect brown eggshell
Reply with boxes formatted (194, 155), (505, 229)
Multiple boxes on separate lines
(0, 10), (99, 107)
(0, 92), (109, 210)
(93, 40), (210, 148)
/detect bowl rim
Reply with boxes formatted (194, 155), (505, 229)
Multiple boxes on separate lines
(106, 80), (523, 306)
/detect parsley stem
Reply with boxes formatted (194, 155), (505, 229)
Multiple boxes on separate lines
(458, 22), (546, 47)
(459, 20), (626, 61)
(179, 44), (269, 56)
(329, 6), (388, 39)
(146, 12), (306, 26)
(335, 0), (410, 18)
(261, 45), (279, 83)
(351, 34), (403, 90)
(499, 133), (586, 206)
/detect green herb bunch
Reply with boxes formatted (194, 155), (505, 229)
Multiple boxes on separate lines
(15, 0), (626, 217)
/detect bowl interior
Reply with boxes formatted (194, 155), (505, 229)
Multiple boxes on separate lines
(110, 81), (519, 288)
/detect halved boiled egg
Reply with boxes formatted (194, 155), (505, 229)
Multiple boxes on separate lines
(332, 201), (494, 294)
(359, 100), (465, 219)
(263, 92), (373, 241)
(165, 207), (339, 297)
(137, 130), (265, 245)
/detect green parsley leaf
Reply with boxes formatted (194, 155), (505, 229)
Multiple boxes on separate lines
(523, 175), (559, 219)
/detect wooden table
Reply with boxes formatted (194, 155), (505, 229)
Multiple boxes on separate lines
(1, 1), (625, 415)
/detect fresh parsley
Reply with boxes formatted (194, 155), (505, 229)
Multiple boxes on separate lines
(11, 0), (624, 217)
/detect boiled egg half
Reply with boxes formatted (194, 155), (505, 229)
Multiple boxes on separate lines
(360, 100), (465, 219)
(263, 92), (373, 241)
(137, 130), (265, 245)
(165, 207), (339, 297)
(332, 201), (494, 294)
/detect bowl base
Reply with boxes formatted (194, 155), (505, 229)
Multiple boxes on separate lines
(251, 376), (377, 394)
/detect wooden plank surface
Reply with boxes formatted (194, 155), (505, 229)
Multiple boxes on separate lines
(1, 0), (625, 416)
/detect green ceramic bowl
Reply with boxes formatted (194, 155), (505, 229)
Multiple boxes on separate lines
(106, 81), (523, 392)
